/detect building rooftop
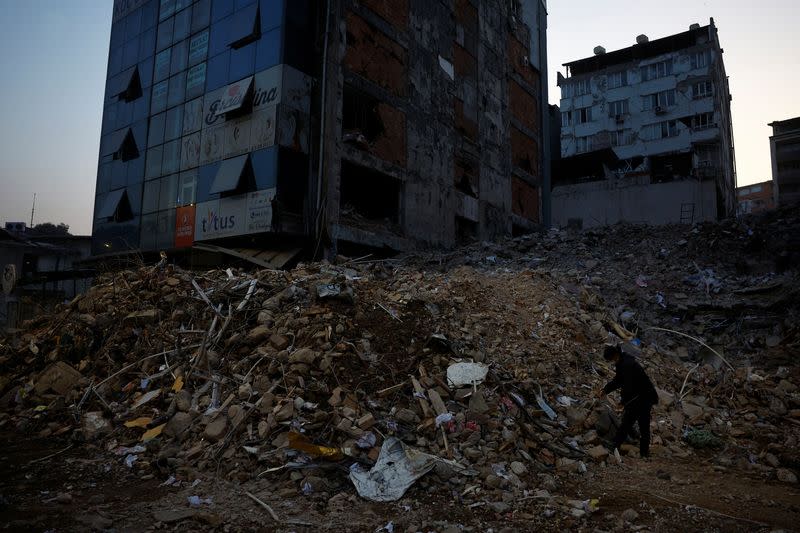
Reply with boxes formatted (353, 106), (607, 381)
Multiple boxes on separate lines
(769, 116), (800, 135)
(563, 22), (713, 77)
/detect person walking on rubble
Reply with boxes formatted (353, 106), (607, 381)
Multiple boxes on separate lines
(596, 344), (659, 458)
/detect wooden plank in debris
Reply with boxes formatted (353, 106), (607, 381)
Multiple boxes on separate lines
(410, 377), (434, 418)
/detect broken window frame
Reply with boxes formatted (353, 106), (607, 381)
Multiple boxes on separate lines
(228, 3), (261, 49)
(561, 111), (571, 127)
(342, 85), (385, 143)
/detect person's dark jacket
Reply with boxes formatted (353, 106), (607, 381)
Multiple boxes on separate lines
(603, 353), (659, 407)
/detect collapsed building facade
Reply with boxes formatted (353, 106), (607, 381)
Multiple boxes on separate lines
(552, 19), (736, 229)
(92, 0), (549, 264)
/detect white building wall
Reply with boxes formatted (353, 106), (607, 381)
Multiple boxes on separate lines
(551, 177), (717, 228)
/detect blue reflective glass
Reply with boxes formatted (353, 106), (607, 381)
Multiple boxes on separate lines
(254, 26), (281, 71)
(229, 41), (255, 82)
(206, 50), (230, 91)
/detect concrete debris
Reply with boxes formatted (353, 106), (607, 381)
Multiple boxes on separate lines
(0, 206), (799, 529)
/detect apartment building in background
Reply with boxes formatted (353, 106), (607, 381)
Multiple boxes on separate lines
(552, 19), (736, 229)
(92, 0), (549, 265)
(736, 180), (774, 215)
(769, 117), (800, 206)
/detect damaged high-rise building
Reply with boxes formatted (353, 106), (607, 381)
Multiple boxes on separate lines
(92, 0), (549, 264)
(552, 19), (736, 229)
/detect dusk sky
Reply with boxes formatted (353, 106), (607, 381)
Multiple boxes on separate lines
(0, 1), (798, 235)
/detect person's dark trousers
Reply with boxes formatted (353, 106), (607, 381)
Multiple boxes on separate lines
(612, 400), (652, 457)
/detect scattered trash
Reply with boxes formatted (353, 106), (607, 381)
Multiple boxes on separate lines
(356, 432), (377, 449)
(446, 362), (489, 388)
(187, 495), (212, 508)
(350, 437), (464, 502)
(288, 432), (344, 460)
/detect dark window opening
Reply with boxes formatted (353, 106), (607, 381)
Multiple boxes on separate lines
(99, 189), (134, 223)
(114, 129), (140, 161)
(21, 253), (38, 277)
(650, 153), (693, 183)
(228, 4), (261, 49)
(277, 148), (309, 213)
(340, 161), (401, 225)
(342, 85), (384, 145)
(210, 154), (256, 198)
(455, 216), (478, 245)
(118, 66), (142, 102)
(455, 156), (479, 197)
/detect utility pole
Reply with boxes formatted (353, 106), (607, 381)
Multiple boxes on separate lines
(30, 193), (36, 227)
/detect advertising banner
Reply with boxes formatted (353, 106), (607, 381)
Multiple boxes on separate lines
(194, 189), (276, 241)
(175, 205), (196, 248)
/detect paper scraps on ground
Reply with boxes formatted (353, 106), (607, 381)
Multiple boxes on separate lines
(349, 437), (469, 502)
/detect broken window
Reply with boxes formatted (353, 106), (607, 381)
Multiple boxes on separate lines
(97, 189), (134, 222)
(692, 81), (713, 98)
(340, 161), (401, 225)
(209, 154), (256, 197)
(561, 111), (571, 127)
(342, 85), (384, 145)
(455, 216), (478, 245)
(111, 128), (140, 162)
(608, 71), (627, 89)
(640, 59), (672, 81)
(454, 156), (479, 197)
(228, 3), (261, 49)
(693, 112), (714, 130)
(608, 99), (629, 118)
(651, 153), (693, 183)
(117, 65), (142, 102)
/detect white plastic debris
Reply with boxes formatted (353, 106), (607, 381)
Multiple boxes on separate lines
(435, 413), (454, 427)
(446, 362), (489, 388)
(350, 437), (467, 502)
(187, 495), (212, 507)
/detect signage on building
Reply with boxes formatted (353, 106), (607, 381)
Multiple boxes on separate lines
(194, 189), (276, 241)
(215, 76), (254, 116)
(174, 205), (196, 248)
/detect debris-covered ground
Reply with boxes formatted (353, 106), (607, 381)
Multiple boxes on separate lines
(1, 206), (799, 532)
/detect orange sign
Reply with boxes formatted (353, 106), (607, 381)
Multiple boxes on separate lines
(175, 205), (196, 248)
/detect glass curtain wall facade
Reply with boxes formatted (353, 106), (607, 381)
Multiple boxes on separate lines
(93, 0), (316, 255)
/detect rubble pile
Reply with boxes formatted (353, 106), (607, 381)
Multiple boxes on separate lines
(0, 207), (798, 519)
